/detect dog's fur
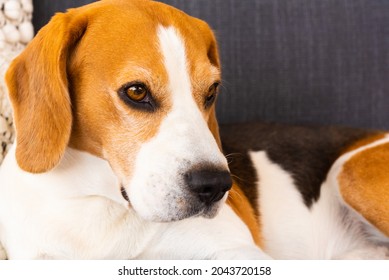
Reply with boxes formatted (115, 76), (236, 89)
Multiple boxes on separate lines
(0, 0), (388, 259)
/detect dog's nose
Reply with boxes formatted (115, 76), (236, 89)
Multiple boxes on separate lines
(185, 169), (232, 205)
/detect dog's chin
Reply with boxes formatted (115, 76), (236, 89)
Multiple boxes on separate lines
(148, 202), (222, 223)
(130, 199), (224, 223)
(200, 203), (223, 219)
(167, 201), (223, 222)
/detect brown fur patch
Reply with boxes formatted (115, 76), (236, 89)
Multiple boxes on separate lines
(227, 182), (263, 248)
(338, 141), (389, 237)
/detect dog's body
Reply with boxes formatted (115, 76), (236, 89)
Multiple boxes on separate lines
(0, 0), (388, 259)
(221, 122), (389, 259)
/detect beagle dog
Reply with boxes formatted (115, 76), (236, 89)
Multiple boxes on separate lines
(0, 0), (387, 260)
(0, 0), (268, 259)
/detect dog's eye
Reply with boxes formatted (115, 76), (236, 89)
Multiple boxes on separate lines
(126, 84), (148, 102)
(205, 82), (220, 108)
(118, 82), (156, 112)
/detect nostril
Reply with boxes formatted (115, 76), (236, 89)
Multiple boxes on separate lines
(198, 186), (213, 196)
(185, 169), (232, 205)
(197, 186), (217, 201)
(198, 188), (227, 204)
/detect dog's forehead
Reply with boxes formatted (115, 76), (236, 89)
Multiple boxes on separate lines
(77, 0), (215, 80)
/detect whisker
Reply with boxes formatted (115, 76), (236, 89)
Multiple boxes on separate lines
(230, 173), (244, 182)
(224, 152), (244, 158)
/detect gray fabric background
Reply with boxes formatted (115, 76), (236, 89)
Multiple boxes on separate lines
(33, 0), (389, 129)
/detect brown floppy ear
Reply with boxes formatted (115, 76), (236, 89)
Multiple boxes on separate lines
(193, 17), (221, 68)
(6, 11), (87, 173)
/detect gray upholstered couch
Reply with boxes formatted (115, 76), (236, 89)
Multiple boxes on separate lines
(33, 0), (389, 130)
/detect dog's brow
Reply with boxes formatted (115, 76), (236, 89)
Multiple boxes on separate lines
(116, 64), (152, 83)
(191, 64), (221, 93)
(131, 66), (152, 77)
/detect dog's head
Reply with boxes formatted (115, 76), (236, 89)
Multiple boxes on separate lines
(6, 0), (231, 222)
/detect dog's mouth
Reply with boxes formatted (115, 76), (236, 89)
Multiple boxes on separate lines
(119, 184), (226, 222)
(120, 186), (130, 203)
(152, 199), (224, 222)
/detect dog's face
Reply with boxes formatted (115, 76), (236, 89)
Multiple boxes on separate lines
(6, 0), (231, 222)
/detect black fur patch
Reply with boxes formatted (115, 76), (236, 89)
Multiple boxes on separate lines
(220, 122), (379, 209)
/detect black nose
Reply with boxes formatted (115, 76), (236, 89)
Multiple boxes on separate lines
(185, 169), (232, 205)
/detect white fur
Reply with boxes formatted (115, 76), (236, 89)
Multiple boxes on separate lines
(251, 146), (389, 259)
(126, 26), (229, 222)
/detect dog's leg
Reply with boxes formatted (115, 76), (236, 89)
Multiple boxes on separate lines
(137, 204), (271, 260)
(337, 143), (389, 240)
(335, 140), (389, 242)
(324, 138), (389, 259)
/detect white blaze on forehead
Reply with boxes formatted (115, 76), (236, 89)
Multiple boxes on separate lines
(157, 26), (191, 97)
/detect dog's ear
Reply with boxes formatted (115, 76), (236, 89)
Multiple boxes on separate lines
(205, 30), (220, 70)
(6, 11), (87, 173)
(195, 19), (220, 69)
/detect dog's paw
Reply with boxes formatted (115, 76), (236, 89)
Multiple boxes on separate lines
(0, 243), (7, 260)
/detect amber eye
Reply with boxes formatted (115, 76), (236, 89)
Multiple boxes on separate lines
(205, 82), (220, 108)
(118, 82), (156, 112)
(126, 84), (148, 102)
